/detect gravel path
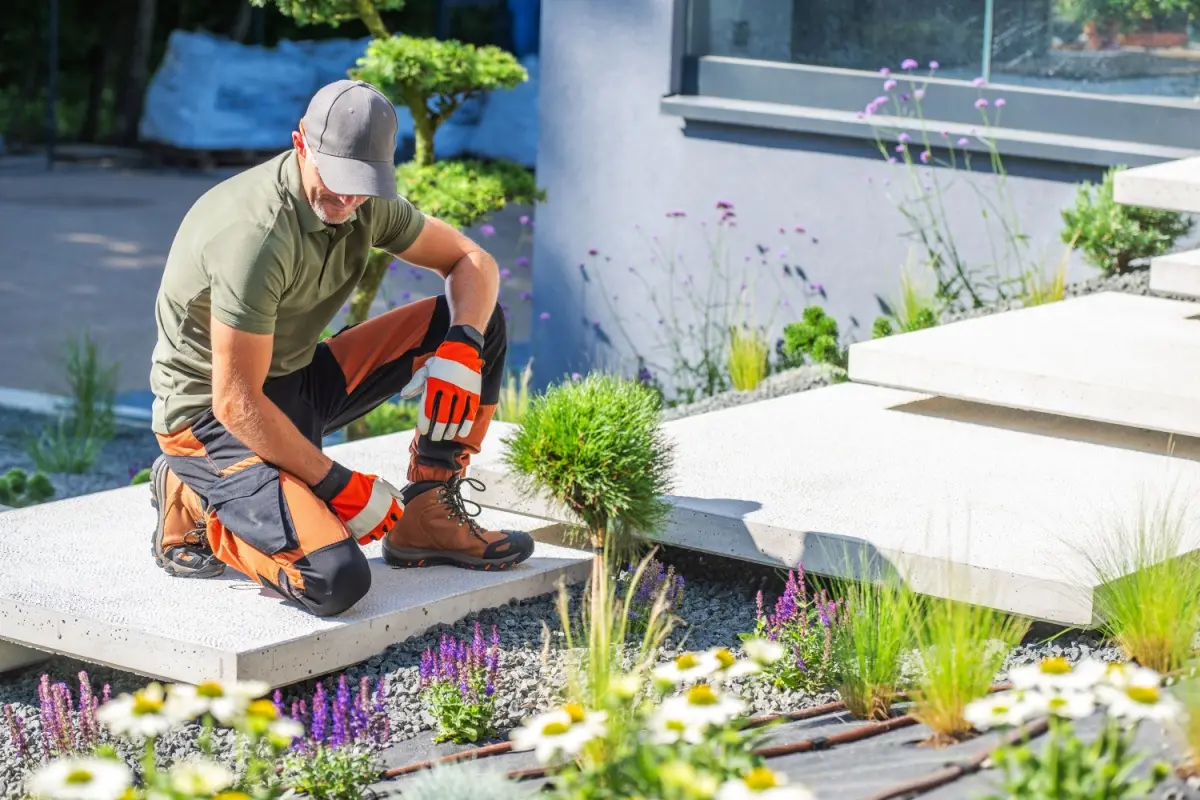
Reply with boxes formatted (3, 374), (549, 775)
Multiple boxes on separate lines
(0, 265), (1175, 796)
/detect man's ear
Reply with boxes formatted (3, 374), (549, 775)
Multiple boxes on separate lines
(292, 129), (305, 154)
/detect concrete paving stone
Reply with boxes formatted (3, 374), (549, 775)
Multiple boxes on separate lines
(0, 638), (48, 674)
(847, 291), (1200, 438)
(1152, 248), (1200, 299)
(1114, 155), (1200, 214)
(0, 428), (589, 687)
(464, 381), (1200, 626)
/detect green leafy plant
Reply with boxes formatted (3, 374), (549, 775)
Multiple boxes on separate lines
(501, 371), (676, 610)
(494, 360), (534, 424)
(393, 154), (544, 231)
(280, 742), (382, 800)
(0, 467), (55, 507)
(359, 398), (419, 439)
(615, 557), (686, 639)
(130, 468), (151, 485)
(1060, 166), (1193, 276)
(727, 325), (770, 391)
(418, 623), (501, 744)
(1076, 487), (1200, 675)
(969, 656), (1175, 799)
(829, 559), (917, 720)
(742, 567), (843, 695)
(26, 415), (103, 474)
(248, 0), (404, 37)
(909, 591), (1031, 745)
(872, 254), (942, 338)
(782, 305), (848, 371)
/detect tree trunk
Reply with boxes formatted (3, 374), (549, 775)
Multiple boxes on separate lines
(346, 248), (393, 327)
(117, 0), (157, 145)
(355, 0), (391, 39)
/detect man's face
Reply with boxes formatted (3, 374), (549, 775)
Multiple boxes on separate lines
(292, 129), (368, 225)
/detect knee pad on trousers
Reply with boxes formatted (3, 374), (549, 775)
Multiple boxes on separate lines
(276, 539), (372, 617)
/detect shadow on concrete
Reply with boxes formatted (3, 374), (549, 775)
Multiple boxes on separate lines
(884, 395), (1200, 462)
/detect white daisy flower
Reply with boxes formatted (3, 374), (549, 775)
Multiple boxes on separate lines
(267, 717), (306, 749)
(96, 682), (176, 739)
(1097, 662), (1160, 691)
(716, 766), (817, 799)
(26, 756), (132, 800)
(1097, 670), (1181, 723)
(658, 683), (746, 730)
(647, 708), (708, 745)
(743, 638), (786, 665)
(510, 704), (607, 764)
(707, 647), (761, 682)
(166, 680), (271, 725)
(1007, 656), (1104, 694)
(1026, 690), (1097, 720)
(964, 690), (1041, 730)
(168, 757), (235, 796)
(653, 651), (722, 686)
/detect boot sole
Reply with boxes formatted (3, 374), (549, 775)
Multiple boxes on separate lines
(381, 540), (532, 572)
(149, 457), (226, 580)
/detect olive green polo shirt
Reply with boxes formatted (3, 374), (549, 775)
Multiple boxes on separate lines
(149, 149), (425, 435)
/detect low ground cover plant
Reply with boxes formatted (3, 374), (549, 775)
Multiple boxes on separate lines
(781, 306), (848, 374)
(0, 467), (55, 507)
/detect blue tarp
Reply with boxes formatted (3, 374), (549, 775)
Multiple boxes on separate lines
(139, 30), (538, 169)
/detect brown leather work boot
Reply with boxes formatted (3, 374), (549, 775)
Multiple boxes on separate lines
(149, 456), (225, 579)
(382, 475), (535, 571)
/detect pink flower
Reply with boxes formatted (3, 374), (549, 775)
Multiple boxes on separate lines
(920, 150), (931, 163)
(957, 137), (969, 146)
(880, 67), (891, 76)
(901, 58), (918, 70)
(995, 98), (1006, 108)
(975, 98), (988, 109)
(539, 311), (550, 321)
(519, 215), (530, 225)
(500, 268), (512, 279)
(972, 77), (987, 87)
(914, 88), (925, 100)
(929, 61), (940, 70)
(884, 78), (897, 91)
(480, 224), (495, 237)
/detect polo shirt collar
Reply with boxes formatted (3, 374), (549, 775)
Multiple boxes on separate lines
(283, 151), (362, 233)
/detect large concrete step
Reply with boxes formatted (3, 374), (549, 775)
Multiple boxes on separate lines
(846, 291), (1200, 437)
(1151, 249), (1200, 299)
(467, 383), (1200, 627)
(1114, 155), (1200, 214)
(0, 431), (590, 687)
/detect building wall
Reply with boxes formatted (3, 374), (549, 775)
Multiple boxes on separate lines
(527, 0), (1117, 392)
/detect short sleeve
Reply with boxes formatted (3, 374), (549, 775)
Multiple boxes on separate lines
(372, 195), (426, 254)
(203, 223), (290, 335)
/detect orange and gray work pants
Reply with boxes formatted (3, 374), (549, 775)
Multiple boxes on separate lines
(154, 296), (506, 616)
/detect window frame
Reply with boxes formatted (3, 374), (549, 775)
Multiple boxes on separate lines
(662, 0), (1200, 167)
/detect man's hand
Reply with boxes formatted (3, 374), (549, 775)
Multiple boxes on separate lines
(400, 324), (484, 442)
(311, 462), (405, 545)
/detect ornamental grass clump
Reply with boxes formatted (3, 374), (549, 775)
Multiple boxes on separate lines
(743, 566), (843, 695)
(418, 623), (502, 743)
(829, 566), (917, 720)
(908, 592), (1030, 745)
(968, 656), (1175, 798)
(1078, 487), (1200, 675)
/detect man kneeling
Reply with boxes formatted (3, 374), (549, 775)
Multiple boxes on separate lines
(145, 79), (534, 617)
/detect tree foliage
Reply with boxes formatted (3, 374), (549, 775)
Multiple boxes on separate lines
(247, 0), (404, 36)
(397, 158), (544, 229)
(352, 35), (527, 164)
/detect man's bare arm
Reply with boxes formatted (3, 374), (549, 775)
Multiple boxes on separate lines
(210, 316), (333, 486)
(392, 215), (499, 331)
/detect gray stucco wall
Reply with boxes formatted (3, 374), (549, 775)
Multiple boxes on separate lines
(527, 0), (1121, 394)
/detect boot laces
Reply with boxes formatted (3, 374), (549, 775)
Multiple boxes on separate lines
(440, 476), (486, 539)
(181, 521), (211, 551)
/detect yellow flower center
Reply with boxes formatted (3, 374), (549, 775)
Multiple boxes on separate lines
(1048, 697), (1067, 711)
(196, 682), (226, 699)
(133, 696), (164, 716)
(1128, 685), (1160, 705)
(564, 703), (586, 724)
(715, 649), (736, 670)
(675, 653), (699, 670)
(744, 767), (780, 790)
(213, 794), (252, 800)
(247, 699), (277, 720)
(1040, 657), (1071, 675)
(541, 721), (571, 736)
(687, 684), (718, 706)
(666, 719), (686, 732)
(992, 704), (1010, 715)
(65, 768), (94, 785)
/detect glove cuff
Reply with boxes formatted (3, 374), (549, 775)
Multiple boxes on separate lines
(311, 460), (353, 504)
(445, 324), (485, 355)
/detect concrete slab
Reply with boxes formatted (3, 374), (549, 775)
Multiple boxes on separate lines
(0, 639), (49, 674)
(464, 383), (1200, 626)
(1113, 154), (1200, 213)
(0, 430), (589, 688)
(846, 291), (1200, 438)
(1151, 248), (1200, 298)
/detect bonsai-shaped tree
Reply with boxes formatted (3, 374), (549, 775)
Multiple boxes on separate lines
(501, 372), (676, 625)
(250, 0), (545, 325)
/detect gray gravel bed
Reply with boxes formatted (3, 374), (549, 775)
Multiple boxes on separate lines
(0, 407), (161, 503)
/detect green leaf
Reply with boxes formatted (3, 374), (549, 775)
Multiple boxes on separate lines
(353, 35), (528, 107)
(396, 158), (544, 231)
(247, 0), (406, 29)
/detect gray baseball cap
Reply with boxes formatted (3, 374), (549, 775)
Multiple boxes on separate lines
(300, 79), (398, 199)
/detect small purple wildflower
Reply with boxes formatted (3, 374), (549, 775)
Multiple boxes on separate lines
(914, 88), (925, 100)
(972, 77), (987, 87)
(516, 256), (530, 267)
(519, 215), (530, 225)
(901, 58), (918, 70)
(520, 291), (533, 301)
(995, 98), (1006, 108)
(884, 78), (897, 91)
(897, 132), (911, 143)
(920, 151), (931, 164)
(500, 268), (512, 279)
(880, 67), (891, 76)
(666, 210), (686, 218)
(930, 60), (939, 70)
(480, 224), (496, 237)
(539, 311), (550, 321)
(974, 98), (988, 109)
(957, 137), (970, 146)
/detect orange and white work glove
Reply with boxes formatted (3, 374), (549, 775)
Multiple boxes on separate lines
(310, 462), (405, 545)
(399, 324), (485, 442)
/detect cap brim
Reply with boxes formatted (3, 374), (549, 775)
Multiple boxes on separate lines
(314, 151), (397, 199)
